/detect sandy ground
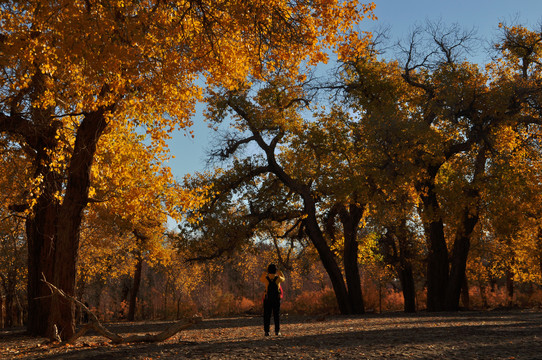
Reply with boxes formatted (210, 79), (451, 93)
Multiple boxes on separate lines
(1, 310), (541, 359)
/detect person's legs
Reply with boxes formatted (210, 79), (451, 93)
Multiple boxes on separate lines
(263, 298), (271, 335)
(272, 300), (281, 334)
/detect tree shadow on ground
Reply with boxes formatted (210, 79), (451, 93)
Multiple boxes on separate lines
(97, 314), (335, 335)
(28, 311), (542, 360)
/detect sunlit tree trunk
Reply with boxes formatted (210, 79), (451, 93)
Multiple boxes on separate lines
(45, 110), (109, 340)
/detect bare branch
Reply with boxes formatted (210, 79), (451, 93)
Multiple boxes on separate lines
(210, 134), (258, 160)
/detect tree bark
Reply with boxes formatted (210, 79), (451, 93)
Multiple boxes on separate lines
(383, 220), (417, 313)
(303, 209), (352, 314)
(47, 109), (109, 340)
(128, 254), (143, 321)
(419, 186), (449, 312)
(26, 189), (59, 335)
(445, 149), (485, 311)
(2, 70), (112, 338)
(339, 204), (365, 314)
(2, 269), (18, 328)
(460, 274), (470, 309)
(399, 263), (416, 313)
(4, 293), (13, 328)
(445, 204), (479, 310)
(416, 163), (450, 312)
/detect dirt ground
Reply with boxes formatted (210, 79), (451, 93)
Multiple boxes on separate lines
(1, 310), (542, 359)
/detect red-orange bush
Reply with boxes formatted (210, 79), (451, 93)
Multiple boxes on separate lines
(286, 288), (339, 315)
(362, 278), (406, 313)
(468, 285), (542, 309)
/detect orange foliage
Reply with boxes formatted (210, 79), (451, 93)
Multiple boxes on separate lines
(284, 288), (339, 315)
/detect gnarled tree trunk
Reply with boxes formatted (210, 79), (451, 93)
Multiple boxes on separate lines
(26, 109), (110, 340)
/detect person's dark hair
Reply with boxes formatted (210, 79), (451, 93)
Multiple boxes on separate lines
(267, 263), (277, 274)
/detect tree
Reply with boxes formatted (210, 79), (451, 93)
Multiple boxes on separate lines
(0, 0), (367, 339)
(334, 21), (542, 312)
(408, 23), (542, 311)
(195, 74), (371, 314)
(385, 23), (542, 311)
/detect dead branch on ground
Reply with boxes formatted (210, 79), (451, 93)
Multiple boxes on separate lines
(41, 275), (201, 345)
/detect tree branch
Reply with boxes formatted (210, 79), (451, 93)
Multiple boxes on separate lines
(41, 275), (201, 345)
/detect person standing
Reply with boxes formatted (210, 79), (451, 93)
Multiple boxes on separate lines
(260, 263), (285, 336)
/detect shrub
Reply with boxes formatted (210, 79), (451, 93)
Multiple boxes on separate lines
(290, 288), (339, 315)
(363, 282), (406, 313)
(237, 297), (256, 313)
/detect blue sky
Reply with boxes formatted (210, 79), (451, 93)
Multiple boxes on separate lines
(164, 0), (542, 180)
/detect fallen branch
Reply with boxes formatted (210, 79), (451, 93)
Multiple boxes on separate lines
(41, 275), (201, 345)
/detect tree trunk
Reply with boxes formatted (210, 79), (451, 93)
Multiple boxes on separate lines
(537, 228), (542, 283)
(304, 211), (352, 314)
(423, 206), (449, 311)
(418, 174), (449, 312)
(460, 274), (470, 309)
(445, 204), (479, 311)
(446, 148), (485, 311)
(26, 191), (59, 335)
(4, 292), (13, 328)
(506, 270), (514, 306)
(399, 263), (416, 312)
(381, 219), (417, 313)
(163, 277), (169, 319)
(339, 204), (365, 314)
(2, 270), (18, 328)
(128, 254), (143, 321)
(397, 219), (417, 313)
(46, 110), (109, 340)
(478, 281), (488, 308)
(263, 145), (352, 314)
(250, 114), (352, 315)
(176, 296), (181, 320)
(75, 276), (87, 325)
